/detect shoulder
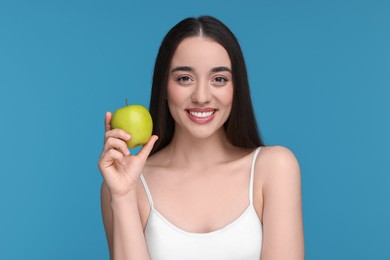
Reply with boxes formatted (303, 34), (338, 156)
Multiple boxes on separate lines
(254, 145), (301, 201)
(256, 145), (300, 180)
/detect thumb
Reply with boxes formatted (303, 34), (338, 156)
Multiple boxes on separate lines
(105, 112), (112, 132)
(137, 135), (159, 161)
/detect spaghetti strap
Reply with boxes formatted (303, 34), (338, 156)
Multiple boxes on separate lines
(140, 175), (154, 208)
(249, 147), (262, 205)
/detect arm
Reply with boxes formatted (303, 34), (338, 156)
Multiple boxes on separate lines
(101, 182), (150, 260)
(98, 112), (157, 260)
(259, 146), (305, 260)
(101, 182), (114, 259)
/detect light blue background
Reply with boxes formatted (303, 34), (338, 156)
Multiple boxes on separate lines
(1, 0), (389, 259)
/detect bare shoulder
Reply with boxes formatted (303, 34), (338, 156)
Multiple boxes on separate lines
(256, 145), (301, 186)
(253, 145), (302, 217)
(258, 145), (300, 169)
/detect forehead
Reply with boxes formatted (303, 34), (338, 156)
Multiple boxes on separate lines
(170, 37), (231, 69)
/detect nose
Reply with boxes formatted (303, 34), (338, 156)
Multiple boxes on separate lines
(191, 81), (211, 104)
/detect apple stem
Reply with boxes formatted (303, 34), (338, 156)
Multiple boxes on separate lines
(126, 98), (128, 106)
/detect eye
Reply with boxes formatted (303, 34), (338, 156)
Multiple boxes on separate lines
(175, 75), (193, 85)
(214, 77), (227, 83)
(177, 76), (191, 82)
(212, 76), (229, 86)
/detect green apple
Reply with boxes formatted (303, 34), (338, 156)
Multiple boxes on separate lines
(111, 102), (153, 148)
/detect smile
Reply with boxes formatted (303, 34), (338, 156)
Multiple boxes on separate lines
(188, 111), (215, 118)
(186, 108), (217, 124)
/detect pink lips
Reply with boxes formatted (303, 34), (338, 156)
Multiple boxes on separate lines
(186, 108), (217, 124)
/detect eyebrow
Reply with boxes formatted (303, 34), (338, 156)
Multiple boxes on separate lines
(211, 66), (232, 73)
(171, 66), (194, 73)
(170, 66), (232, 73)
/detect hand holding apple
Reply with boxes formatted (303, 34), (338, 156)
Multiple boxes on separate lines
(98, 107), (158, 199)
(111, 100), (153, 148)
(98, 99), (157, 198)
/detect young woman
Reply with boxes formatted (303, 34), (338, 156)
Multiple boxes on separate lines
(98, 16), (304, 260)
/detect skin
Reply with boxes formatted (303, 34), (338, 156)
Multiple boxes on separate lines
(99, 36), (304, 259)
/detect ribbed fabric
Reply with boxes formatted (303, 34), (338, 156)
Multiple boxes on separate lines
(140, 147), (262, 260)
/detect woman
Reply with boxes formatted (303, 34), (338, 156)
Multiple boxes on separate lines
(98, 16), (304, 260)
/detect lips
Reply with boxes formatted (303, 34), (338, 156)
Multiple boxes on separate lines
(185, 108), (217, 124)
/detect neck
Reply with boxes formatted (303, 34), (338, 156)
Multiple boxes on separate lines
(164, 128), (236, 169)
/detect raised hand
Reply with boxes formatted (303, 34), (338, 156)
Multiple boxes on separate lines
(98, 112), (158, 199)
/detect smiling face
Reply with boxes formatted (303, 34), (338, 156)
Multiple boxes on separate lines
(167, 36), (234, 140)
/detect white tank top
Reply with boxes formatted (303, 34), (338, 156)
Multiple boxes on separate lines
(140, 147), (263, 260)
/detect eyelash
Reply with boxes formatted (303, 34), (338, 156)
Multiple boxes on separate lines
(176, 76), (193, 83)
(174, 75), (229, 86)
(212, 76), (228, 83)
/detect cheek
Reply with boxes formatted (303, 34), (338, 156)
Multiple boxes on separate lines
(219, 85), (234, 107)
(167, 84), (182, 107)
(219, 86), (234, 120)
(167, 82), (186, 117)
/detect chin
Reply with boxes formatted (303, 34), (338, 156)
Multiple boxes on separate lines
(186, 125), (224, 140)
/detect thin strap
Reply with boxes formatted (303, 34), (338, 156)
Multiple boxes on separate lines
(140, 175), (154, 208)
(249, 147), (262, 205)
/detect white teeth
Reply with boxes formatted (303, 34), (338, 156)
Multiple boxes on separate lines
(189, 111), (214, 118)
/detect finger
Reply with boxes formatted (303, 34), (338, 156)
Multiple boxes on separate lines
(137, 135), (159, 161)
(102, 137), (130, 156)
(100, 148), (125, 169)
(104, 129), (131, 143)
(105, 112), (112, 133)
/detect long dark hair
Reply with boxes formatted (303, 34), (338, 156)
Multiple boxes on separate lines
(149, 16), (264, 154)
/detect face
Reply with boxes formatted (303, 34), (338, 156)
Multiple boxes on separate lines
(167, 36), (233, 139)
